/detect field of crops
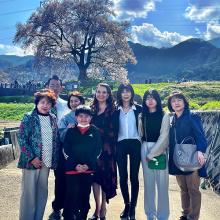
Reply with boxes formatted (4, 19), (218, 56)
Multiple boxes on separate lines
(0, 81), (219, 121)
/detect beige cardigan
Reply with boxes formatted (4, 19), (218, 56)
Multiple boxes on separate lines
(138, 112), (170, 160)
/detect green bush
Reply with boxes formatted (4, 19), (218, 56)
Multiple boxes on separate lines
(200, 101), (220, 110)
(0, 103), (34, 120)
(0, 96), (34, 103)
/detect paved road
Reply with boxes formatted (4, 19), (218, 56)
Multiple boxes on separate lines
(0, 160), (219, 220)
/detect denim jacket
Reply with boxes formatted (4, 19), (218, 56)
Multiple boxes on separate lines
(169, 109), (207, 177)
(17, 109), (59, 170)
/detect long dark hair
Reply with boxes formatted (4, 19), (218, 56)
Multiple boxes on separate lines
(91, 83), (115, 113)
(142, 89), (163, 116)
(117, 83), (135, 107)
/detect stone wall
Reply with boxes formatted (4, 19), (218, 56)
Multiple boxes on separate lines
(0, 129), (20, 169)
(197, 111), (220, 195)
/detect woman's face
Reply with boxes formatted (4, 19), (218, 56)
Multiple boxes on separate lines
(70, 96), (81, 110)
(145, 96), (157, 110)
(121, 89), (132, 103)
(171, 97), (185, 113)
(37, 97), (52, 114)
(95, 85), (109, 103)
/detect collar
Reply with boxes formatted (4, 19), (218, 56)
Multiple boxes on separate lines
(118, 105), (136, 111)
(36, 108), (50, 116)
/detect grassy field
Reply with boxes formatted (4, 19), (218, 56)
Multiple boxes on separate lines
(0, 103), (34, 120)
(132, 81), (220, 110)
(0, 81), (219, 121)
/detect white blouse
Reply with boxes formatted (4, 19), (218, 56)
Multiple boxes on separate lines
(118, 105), (140, 142)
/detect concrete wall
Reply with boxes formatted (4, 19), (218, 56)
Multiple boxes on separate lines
(0, 129), (20, 169)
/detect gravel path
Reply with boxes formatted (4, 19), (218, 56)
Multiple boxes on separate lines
(0, 160), (219, 220)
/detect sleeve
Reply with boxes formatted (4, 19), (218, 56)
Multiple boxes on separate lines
(137, 113), (144, 139)
(18, 114), (36, 162)
(191, 113), (207, 153)
(59, 128), (69, 143)
(63, 129), (77, 171)
(58, 116), (68, 129)
(87, 130), (102, 171)
(147, 113), (170, 160)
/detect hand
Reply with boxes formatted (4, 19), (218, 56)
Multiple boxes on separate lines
(31, 157), (42, 169)
(67, 123), (75, 128)
(198, 151), (205, 166)
(146, 156), (151, 162)
(75, 164), (85, 172)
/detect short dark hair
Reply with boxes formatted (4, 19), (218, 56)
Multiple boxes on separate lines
(67, 91), (85, 109)
(167, 91), (189, 112)
(75, 105), (92, 117)
(34, 89), (56, 107)
(46, 75), (62, 87)
(142, 89), (163, 115)
(117, 83), (135, 106)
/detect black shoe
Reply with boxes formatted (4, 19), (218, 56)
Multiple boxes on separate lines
(128, 206), (135, 220)
(120, 204), (130, 218)
(179, 216), (188, 220)
(48, 210), (62, 220)
(88, 215), (99, 220)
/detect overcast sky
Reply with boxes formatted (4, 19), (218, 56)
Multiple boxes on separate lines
(0, 0), (220, 56)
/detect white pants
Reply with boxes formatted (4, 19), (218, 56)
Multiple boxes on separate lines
(141, 142), (169, 220)
(19, 165), (50, 220)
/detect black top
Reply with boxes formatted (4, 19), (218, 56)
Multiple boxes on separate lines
(143, 112), (163, 142)
(63, 125), (102, 171)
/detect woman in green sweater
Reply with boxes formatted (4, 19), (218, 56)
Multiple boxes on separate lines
(138, 90), (170, 220)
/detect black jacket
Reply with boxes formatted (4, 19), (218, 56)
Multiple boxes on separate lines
(112, 104), (142, 142)
(63, 125), (102, 171)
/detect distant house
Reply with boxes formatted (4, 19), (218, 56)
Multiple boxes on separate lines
(64, 81), (79, 91)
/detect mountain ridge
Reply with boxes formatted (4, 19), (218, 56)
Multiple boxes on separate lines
(1, 38), (220, 83)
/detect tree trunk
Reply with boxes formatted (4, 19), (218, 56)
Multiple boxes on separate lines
(78, 67), (88, 85)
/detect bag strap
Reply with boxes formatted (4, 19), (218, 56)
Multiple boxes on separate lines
(144, 115), (147, 141)
(180, 136), (196, 144)
(173, 114), (196, 145)
(173, 116), (178, 144)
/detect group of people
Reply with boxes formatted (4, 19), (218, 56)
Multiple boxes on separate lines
(17, 75), (207, 220)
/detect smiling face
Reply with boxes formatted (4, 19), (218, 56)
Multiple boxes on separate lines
(76, 113), (92, 126)
(95, 85), (109, 103)
(170, 97), (185, 113)
(70, 96), (81, 111)
(121, 89), (132, 103)
(48, 79), (62, 97)
(37, 97), (52, 114)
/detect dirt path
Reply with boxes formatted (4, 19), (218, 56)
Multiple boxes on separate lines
(0, 160), (219, 220)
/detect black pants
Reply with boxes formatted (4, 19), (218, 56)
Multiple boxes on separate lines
(63, 173), (93, 220)
(52, 152), (66, 211)
(116, 139), (141, 207)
